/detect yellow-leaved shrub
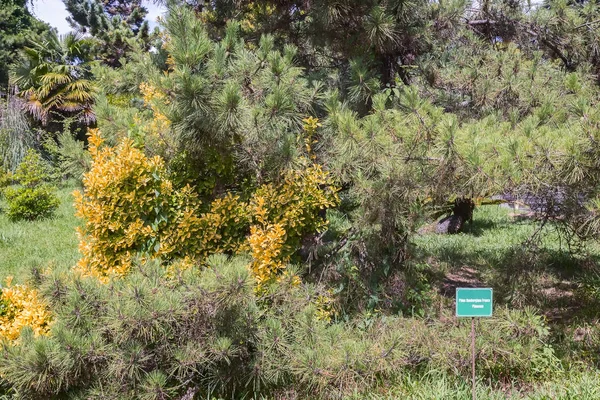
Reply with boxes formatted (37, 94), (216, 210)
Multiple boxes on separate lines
(0, 277), (51, 341)
(248, 164), (339, 288)
(137, 82), (174, 155)
(248, 223), (287, 287)
(159, 192), (250, 259)
(75, 130), (202, 281)
(75, 130), (251, 281)
(302, 116), (321, 160)
(75, 128), (338, 288)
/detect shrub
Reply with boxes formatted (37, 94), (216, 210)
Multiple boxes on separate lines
(0, 259), (559, 399)
(43, 129), (92, 183)
(74, 130), (251, 280)
(2, 150), (60, 221)
(74, 129), (201, 280)
(3, 185), (60, 221)
(13, 149), (51, 187)
(75, 129), (339, 284)
(0, 256), (260, 398)
(0, 277), (52, 342)
(248, 164), (339, 288)
(0, 166), (13, 189)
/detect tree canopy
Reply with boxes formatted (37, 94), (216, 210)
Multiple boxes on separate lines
(0, 0), (51, 89)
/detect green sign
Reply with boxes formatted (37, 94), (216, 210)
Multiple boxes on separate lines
(456, 288), (493, 317)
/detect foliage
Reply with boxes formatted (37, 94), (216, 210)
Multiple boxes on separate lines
(3, 150), (59, 221)
(0, 257), (259, 398)
(0, 277), (51, 342)
(75, 129), (338, 284)
(4, 185), (60, 221)
(252, 165), (339, 252)
(0, 0), (50, 89)
(137, 8), (321, 192)
(182, 0), (434, 90)
(249, 164), (339, 287)
(11, 31), (97, 127)
(0, 166), (12, 189)
(63, 0), (153, 67)
(43, 128), (92, 183)
(0, 257), (560, 398)
(0, 94), (35, 172)
(6, 0), (600, 396)
(12, 149), (50, 187)
(74, 129), (200, 280)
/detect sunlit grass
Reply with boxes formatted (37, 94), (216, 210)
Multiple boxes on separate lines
(0, 185), (80, 282)
(344, 369), (600, 399)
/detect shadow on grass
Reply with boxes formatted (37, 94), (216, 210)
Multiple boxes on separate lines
(460, 217), (510, 237)
(416, 208), (600, 326)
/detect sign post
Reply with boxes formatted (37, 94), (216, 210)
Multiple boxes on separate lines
(456, 288), (493, 400)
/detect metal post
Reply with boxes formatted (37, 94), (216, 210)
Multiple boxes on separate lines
(471, 317), (476, 400)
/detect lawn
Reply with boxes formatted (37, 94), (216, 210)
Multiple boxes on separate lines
(416, 205), (600, 313)
(416, 205), (600, 373)
(0, 184), (80, 283)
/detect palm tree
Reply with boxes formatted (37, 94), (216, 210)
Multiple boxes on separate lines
(11, 31), (97, 126)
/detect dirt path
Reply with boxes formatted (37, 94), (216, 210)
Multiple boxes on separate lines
(440, 266), (484, 296)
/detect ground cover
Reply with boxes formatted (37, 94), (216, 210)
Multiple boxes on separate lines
(0, 184), (79, 282)
(1, 195), (599, 398)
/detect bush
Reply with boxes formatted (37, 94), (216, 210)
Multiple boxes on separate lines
(0, 257), (560, 399)
(0, 256), (260, 399)
(1, 150), (59, 221)
(0, 166), (13, 189)
(73, 130), (251, 280)
(3, 185), (60, 221)
(0, 277), (52, 342)
(13, 149), (51, 187)
(75, 129), (339, 284)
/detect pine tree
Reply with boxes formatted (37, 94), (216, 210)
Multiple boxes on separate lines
(63, 0), (152, 67)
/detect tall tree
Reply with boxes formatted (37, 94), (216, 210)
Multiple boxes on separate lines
(0, 0), (50, 89)
(62, 0), (152, 67)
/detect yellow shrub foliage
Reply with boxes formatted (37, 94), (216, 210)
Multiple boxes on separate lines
(248, 164), (339, 288)
(160, 192), (250, 259)
(302, 116), (321, 160)
(75, 130), (251, 281)
(0, 277), (51, 341)
(315, 290), (336, 322)
(248, 223), (287, 287)
(75, 129), (338, 288)
(75, 129), (200, 281)
(239, 2), (277, 33)
(137, 82), (174, 156)
(250, 164), (339, 240)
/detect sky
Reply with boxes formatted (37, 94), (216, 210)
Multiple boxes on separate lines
(30, 0), (166, 35)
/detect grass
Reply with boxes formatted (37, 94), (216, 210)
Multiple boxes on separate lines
(415, 205), (600, 312)
(344, 369), (600, 399)
(414, 205), (600, 380)
(0, 184), (80, 283)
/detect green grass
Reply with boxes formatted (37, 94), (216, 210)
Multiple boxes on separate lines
(344, 370), (600, 399)
(414, 205), (600, 375)
(415, 205), (600, 310)
(0, 185), (80, 283)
